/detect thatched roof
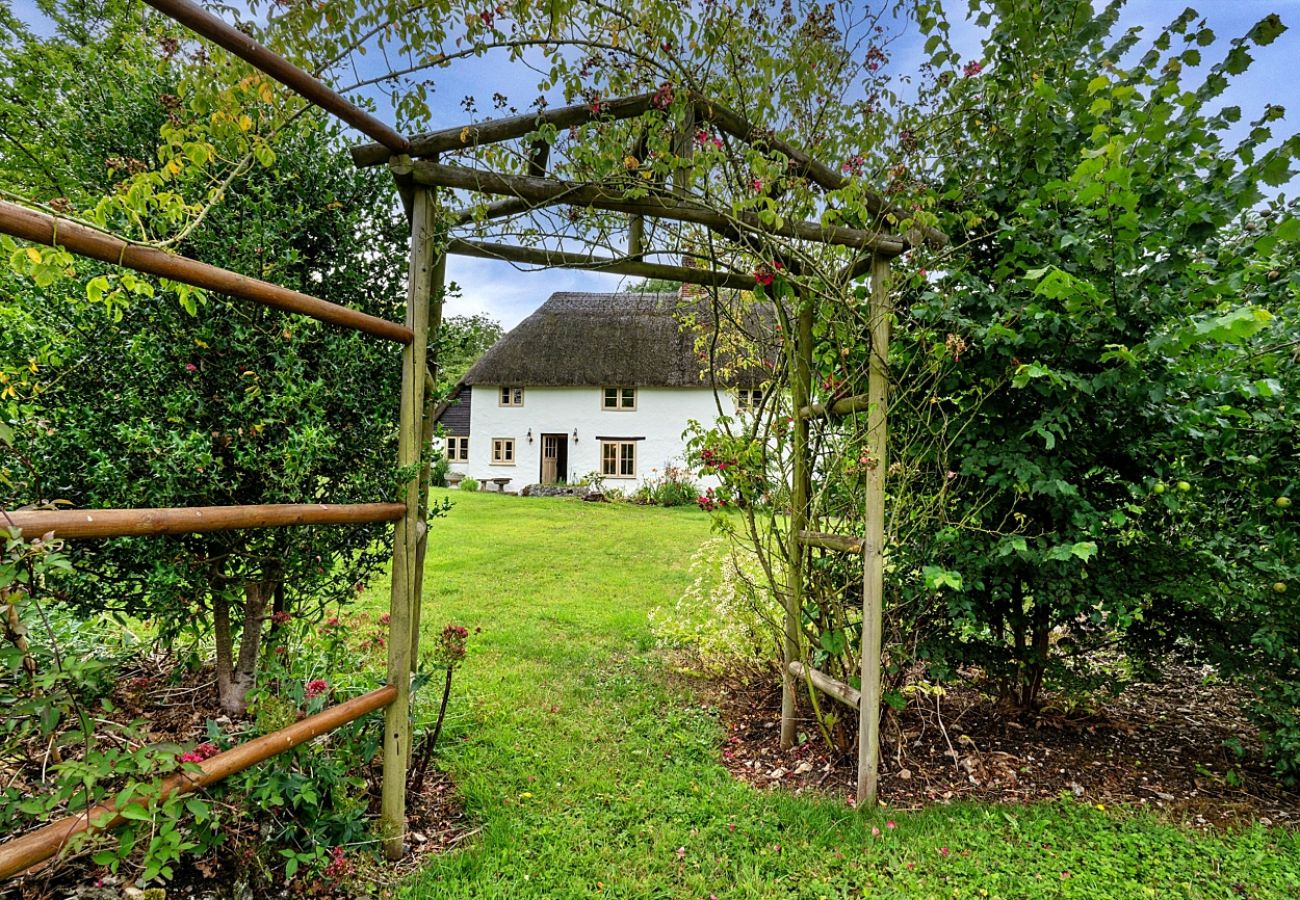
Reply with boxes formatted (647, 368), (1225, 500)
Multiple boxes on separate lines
(463, 291), (765, 388)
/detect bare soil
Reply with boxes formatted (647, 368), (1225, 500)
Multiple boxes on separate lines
(694, 662), (1300, 829)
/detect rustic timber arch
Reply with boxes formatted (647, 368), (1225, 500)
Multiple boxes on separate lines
(0, 0), (946, 879)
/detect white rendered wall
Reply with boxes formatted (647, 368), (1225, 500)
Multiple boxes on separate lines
(460, 385), (738, 489)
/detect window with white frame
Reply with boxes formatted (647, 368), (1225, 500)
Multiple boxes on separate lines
(491, 438), (516, 465)
(445, 436), (469, 462)
(602, 386), (636, 410)
(736, 387), (764, 411)
(499, 386), (524, 406)
(600, 440), (637, 478)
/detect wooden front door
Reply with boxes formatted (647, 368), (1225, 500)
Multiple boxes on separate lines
(540, 434), (567, 484)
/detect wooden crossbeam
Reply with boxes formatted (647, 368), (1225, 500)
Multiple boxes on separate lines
(796, 530), (865, 554)
(351, 94), (656, 167)
(144, 0), (408, 153)
(696, 97), (948, 250)
(411, 161), (905, 254)
(447, 238), (758, 290)
(1, 503), (405, 540)
(799, 393), (872, 420)
(788, 661), (861, 710)
(0, 201), (413, 344)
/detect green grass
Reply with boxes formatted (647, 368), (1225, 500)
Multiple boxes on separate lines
(383, 490), (1299, 898)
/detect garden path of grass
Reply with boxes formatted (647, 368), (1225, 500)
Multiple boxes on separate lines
(386, 490), (1299, 899)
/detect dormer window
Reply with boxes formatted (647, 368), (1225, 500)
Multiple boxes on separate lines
(602, 386), (636, 410)
(499, 386), (524, 407)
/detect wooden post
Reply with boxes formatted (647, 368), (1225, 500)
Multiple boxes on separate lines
(411, 244), (447, 666)
(381, 185), (435, 859)
(858, 256), (891, 808)
(782, 301), (814, 750)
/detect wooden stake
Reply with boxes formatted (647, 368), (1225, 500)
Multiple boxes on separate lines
(411, 243), (447, 667)
(381, 187), (434, 859)
(782, 302), (815, 750)
(858, 256), (891, 809)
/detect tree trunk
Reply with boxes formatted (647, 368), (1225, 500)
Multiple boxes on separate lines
(214, 579), (274, 716)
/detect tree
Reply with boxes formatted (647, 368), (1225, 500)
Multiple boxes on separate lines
(435, 313), (503, 387)
(2, 2), (408, 713)
(889, 1), (1298, 710)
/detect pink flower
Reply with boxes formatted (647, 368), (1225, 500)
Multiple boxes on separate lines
(185, 363), (197, 372)
(271, 610), (291, 626)
(871, 826), (881, 836)
(750, 178), (763, 193)
(306, 679), (329, 698)
(180, 742), (219, 764)
(963, 60), (983, 77)
(886, 820), (896, 829)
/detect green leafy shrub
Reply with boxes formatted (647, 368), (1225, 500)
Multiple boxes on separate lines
(637, 465), (700, 507)
(460, 477), (479, 492)
(650, 538), (780, 669)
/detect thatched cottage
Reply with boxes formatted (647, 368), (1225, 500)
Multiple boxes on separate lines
(434, 290), (765, 491)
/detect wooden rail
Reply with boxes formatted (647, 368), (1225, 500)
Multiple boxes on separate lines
(788, 661), (860, 710)
(1, 503), (405, 540)
(351, 94), (655, 167)
(0, 201), (413, 344)
(799, 393), (872, 421)
(410, 161), (904, 254)
(695, 97), (948, 250)
(796, 530), (865, 554)
(143, 0), (409, 154)
(0, 686), (396, 881)
(447, 239), (759, 290)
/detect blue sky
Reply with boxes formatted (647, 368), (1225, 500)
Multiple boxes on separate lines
(9, 0), (1300, 327)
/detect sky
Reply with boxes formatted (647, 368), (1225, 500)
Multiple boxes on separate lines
(8, 0), (1300, 328)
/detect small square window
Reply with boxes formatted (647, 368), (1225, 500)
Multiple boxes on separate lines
(445, 436), (469, 462)
(600, 440), (636, 478)
(499, 387), (524, 407)
(736, 388), (764, 411)
(602, 386), (636, 410)
(491, 438), (515, 465)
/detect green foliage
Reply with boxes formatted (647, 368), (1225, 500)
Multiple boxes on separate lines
(436, 313), (504, 387)
(650, 537), (780, 669)
(636, 465), (700, 507)
(459, 476), (479, 492)
(885, 1), (1299, 715)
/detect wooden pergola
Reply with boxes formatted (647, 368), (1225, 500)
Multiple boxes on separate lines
(0, 0), (946, 878)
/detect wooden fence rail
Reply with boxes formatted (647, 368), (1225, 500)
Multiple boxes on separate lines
(0, 201), (413, 344)
(1, 503), (406, 540)
(0, 686), (397, 881)
(143, 0), (409, 154)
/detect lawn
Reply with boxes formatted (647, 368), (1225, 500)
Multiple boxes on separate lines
(385, 490), (1299, 898)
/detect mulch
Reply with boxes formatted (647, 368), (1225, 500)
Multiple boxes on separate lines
(4, 655), (469, 900)
(692, 661), (1300, 829)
